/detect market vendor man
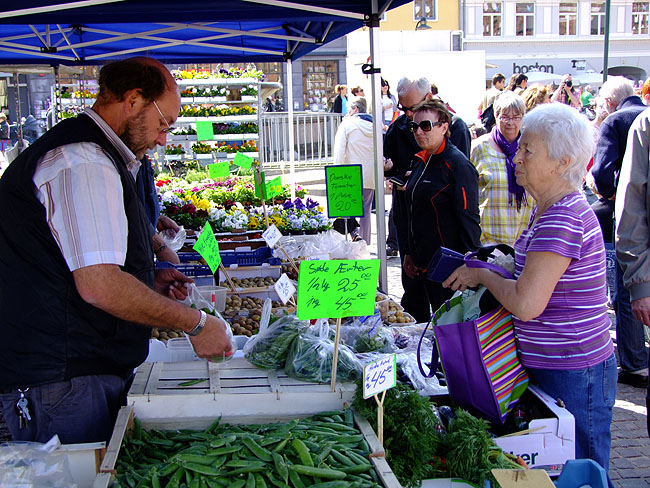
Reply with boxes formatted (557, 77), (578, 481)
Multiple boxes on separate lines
(0, 57), (232, 444)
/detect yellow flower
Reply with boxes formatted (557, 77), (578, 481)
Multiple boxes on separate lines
(248, 216), (260, 229)
(190, 194), (211, 211)
(317, 206), (324, 212)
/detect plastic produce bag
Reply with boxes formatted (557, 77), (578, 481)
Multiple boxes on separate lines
(338, 314), (396, 354)
(285, 321), (362, 383)
(0, 435), (78, 488)
(181, 283), (237, 362)
(243, 313), (309, 369)
(158, 225), (186, 252)
(396, 351), (448, 396)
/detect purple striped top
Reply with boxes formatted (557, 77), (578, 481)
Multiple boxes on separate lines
(513, 191), (614, 370)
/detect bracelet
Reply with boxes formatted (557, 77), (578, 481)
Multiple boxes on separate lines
(187, 310), (207, 336)
(155, 244), (168, 254)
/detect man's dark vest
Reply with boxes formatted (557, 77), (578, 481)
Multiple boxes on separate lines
(0, 114), (154, 389)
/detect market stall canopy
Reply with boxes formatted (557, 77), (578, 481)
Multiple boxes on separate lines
(0, 0), (410, 65)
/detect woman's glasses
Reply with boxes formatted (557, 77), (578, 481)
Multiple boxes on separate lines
(499, 114), (523, 123)
(407, 120), (444, 133)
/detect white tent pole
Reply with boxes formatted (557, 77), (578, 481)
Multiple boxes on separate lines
(287, 58), (296, 200)
(369, 1), (387, 292)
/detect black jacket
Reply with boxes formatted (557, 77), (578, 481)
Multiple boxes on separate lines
(331, 94), (347, 114)
(395, 139), (481, 268)
(0, 114), (154, 389)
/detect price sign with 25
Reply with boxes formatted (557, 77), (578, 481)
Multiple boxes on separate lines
(296, 259), (380, 320)
(363, 354), (397, 399)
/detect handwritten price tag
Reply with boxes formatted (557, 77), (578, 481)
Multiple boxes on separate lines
(325, 165), (364, 218)
(262, 224), (282, 248)
(274, 273), (296, 305)
(192, 222), (221, 273)
(296, 259), (380, 320)
(363, 354), (397, 399)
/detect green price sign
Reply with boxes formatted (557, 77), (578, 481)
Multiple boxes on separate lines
(209, 161), (230, 178)
(196, 120), (214, 141)
(254, 171), (266, 199)
(325, 165), (364, 218)
(233, 152), (253, 169)
(193, 222), (221, 273)
(296, 259), (380, 320)
(266, 175), (283, 198)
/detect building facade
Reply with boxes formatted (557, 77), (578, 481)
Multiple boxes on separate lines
(462, 0), (650, 82)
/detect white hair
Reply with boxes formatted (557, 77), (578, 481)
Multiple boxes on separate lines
(493, 91), (526, 118)
(396, 77), (430, 97)
(599, 76), (635, 108)
(521, 103), (594, 189)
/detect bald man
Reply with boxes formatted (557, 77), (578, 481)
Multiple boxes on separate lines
(0, 57), (232, 444)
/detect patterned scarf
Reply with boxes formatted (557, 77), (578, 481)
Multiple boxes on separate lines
(491, 127), (526, 211)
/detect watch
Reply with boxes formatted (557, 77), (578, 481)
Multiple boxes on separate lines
(187, 310), (207, 336)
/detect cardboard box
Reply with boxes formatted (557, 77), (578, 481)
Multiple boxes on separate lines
(493, 385), (575, 468)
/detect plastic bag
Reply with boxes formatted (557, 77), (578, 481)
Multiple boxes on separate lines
(285, 321), (362, 383)
(396, 352), (448, 396)
(181, 283), (237, 362)
(158, 225), (186, 252)
(0, 435), (78, 488)
(338, 314), (396, 354)
(243, 313), (309, 369)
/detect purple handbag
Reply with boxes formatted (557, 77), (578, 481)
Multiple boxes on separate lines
(417, 252), (529, 424)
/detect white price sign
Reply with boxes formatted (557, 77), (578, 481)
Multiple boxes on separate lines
(262, 224), (282, 248)
(274, 273), (296, 305)
(363, 354), (397, 399)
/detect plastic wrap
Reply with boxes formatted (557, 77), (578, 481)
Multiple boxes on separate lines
(337, 314), (396, 353)
(158, 225), (186, 252)
(181, 283), (237, 362)
(396, 352), (448, 396)
(0, 436), (78, 488)
(242, 313), (309, 369)
(285, 322), (362, 383)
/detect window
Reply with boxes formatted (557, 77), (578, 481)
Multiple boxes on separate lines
(632, 2), (649, 34)
(559, 2), (578, 35)
(516, 2), (535, 36)
(483, 2), (503, 36)
(591, 2), (606, 35)
(414, 0), (437, 21)
(302, 60), (338, 111)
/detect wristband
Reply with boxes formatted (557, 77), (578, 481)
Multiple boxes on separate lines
(155, 244), (168, 253)
(187, 310), (207, 336)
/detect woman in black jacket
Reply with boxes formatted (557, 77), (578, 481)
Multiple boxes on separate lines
(395, 99), (481, 322)
(330, 84), (348, 114)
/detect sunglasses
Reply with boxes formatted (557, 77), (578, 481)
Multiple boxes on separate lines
(407, 120), (444, 133)
(397, 96), (427, 113)
(152, 99), (175, 134)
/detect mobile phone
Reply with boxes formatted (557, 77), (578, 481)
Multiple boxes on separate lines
(389, 176), (408, 187)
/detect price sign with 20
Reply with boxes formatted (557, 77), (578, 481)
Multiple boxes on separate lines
(296, 259), (380, 320)
(363, 354), (397, 399)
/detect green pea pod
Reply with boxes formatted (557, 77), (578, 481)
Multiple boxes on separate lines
(225, 461), (266, 476)
(158, 463), (180, 478)
(288, 465), (347, 480)
(287, 469), (305, 488)
(254, 473), (268, 488)
(339, 464), (374, 474)
(328, 449), (355, 467)
(344, 409), (354, 427)
(206, 416), (222, 434)
(133, 417), (143, 441)
(178, 378), (209, 387)
(189, 478), (200, 488)
(308, 482), (349, 488)
(272, 435), (291, 453)
(271, 451), (289, 483)
(242, 437), (272, 462)
(246, 472), (256, 488)
(290, 439), (313, 467)
(210, 445), (241, 456)
(180, 461), (223, 477)
(230, 480), (246, 488)
(164, 467), (185, 488)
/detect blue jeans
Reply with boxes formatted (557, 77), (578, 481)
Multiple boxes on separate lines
(528, 353), (617, 474)
(614, 259), (649, 372)
(0, 374), (132, 444)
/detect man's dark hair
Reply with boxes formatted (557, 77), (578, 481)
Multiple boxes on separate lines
(97, 58), (168, 103)
(492, 73), (506, 85)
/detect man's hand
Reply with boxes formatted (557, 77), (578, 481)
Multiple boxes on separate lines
(403, 254), (421, 279)
(631, 297), (650, 328)
(157, 214), (180, 232)
(188, 315), (233, 359)
(154, 268), (193, 300)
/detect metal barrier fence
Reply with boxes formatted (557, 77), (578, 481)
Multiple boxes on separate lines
(260, 112), (342, 167)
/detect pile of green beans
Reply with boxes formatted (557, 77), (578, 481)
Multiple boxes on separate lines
(114, 409), (381, 488)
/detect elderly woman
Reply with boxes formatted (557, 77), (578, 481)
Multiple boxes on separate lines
(395, 99), (481, 323)
(444, 103), (616, 474)
(471, 91), (532, 246)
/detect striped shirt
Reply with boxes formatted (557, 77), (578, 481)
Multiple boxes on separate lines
(513, 192), (614, 370)
(33, 109), (142, 272)
(470, 136), (532, 247)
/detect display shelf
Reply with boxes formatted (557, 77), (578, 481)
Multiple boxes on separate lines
(171, 133), (258, 142)
(180, 96), (257, 104)
(177, 77), (260, 86)
(176, 115), (257, 123)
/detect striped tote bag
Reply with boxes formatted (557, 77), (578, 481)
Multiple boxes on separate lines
(430, 259), (529, 424)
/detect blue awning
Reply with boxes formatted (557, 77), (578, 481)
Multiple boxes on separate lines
(0, 0), (410, 64)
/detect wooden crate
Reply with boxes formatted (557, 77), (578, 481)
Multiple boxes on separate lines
(127, 358), (357, 427)
(96, 404), (402, 488)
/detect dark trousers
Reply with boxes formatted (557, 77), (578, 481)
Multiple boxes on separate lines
(401, 269), (454, 324)
(0, 374), (133, 444)
(386, 207), (398, 250)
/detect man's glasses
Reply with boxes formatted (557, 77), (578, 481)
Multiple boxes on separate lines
(397, 96), (427, 113)
(152, 99), (175, 134)
(407, 120), (444, 133)
(499, 114), (523, 123)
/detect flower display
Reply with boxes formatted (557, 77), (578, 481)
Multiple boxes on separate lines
(179, 105), (257, 118)
(164, 144), (185, 155)
(172, 66), (265, 82)
(214, 140), (257, 153)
